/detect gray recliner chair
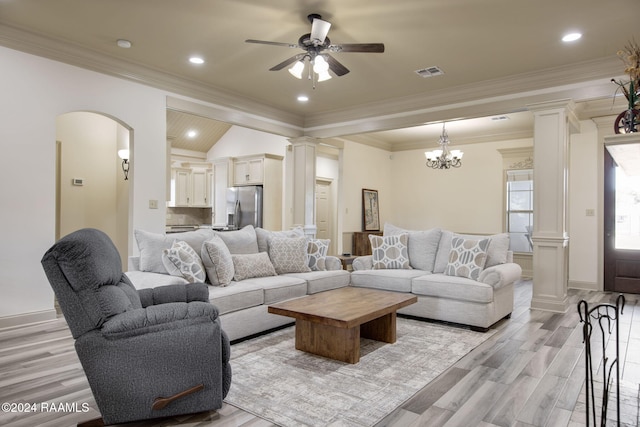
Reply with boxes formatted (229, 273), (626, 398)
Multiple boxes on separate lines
(41, 228), (231, 426)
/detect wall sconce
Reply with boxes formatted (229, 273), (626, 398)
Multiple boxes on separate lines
(117, 149), (130, 180)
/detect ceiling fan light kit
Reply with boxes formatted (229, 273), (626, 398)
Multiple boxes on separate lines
(246, 13), (384, 89)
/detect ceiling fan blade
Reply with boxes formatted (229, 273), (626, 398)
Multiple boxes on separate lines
(331, 43), (385, 53)
(326, 54), (350, 76)
(310, 18), (331, 44)
(245, 39), (298, 48)
(269, 54), (305, 71)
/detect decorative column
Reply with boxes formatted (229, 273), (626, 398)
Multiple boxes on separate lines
(528, 100), (580, 312)
(287, 136), (318, 238)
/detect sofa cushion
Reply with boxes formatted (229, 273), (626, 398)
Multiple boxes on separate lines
(412, 274), (494, 304)
(370, 233), (411, 270)
(255, 226), (304, 253)
(256, 276), (308, 304)
(161, 240), (206, 283)
(351, 269), (426, 293)
(268, 236), (311, 274)
(232, 252), (276, 281)
(214, 225), (259, 254)
(201, 236), (235, 286)
(307, 238), (330, 271)
(208, 282), (264, 315)
(384, 223), (441, 271)
(285, 270), (351, 294)
(445, 236), (490, 280)
(134, 228), (214, 274)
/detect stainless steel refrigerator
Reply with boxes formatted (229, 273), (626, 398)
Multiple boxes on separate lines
(226, 186), (263, 229)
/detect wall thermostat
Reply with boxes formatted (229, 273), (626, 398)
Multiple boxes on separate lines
(72, 178), (84, 186)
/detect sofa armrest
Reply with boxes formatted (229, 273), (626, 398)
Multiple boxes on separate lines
(128, 256), (141, 271)
(101, 301), (218, 337)
(138, 283), (209, 307)
(324, 256), (343, 271)
(352, 255), (373, 271)
(479, 262), (522, 289)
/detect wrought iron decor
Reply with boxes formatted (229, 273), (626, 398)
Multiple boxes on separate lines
(577, 294), (625, 427)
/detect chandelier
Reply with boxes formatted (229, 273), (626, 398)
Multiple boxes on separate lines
(424, 123), (463, 169)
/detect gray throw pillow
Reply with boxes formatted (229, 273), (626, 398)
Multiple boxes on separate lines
(201, 236), (234, 286)
(307, 238), (330, 271)
(232, 252), (277, 281)
(268, 236), (311, 274)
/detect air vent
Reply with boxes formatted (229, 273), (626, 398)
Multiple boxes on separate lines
(415, 66), (444, 78)
(491, 115), (510, 121)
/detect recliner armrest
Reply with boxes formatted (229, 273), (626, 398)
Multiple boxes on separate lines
(138, 283), (209, 307)
(479, 262), (522, 289)
(101, 301), (218, 337)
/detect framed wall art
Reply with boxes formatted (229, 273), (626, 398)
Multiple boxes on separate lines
(362, 189), (380, 231)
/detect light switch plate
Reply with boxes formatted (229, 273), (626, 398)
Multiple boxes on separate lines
(149, 199), (158, 209)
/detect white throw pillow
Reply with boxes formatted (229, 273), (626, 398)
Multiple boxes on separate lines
(214, 225), (258, 254)
(201, 236), (234, 286)
(445, 237), (490, 280)
(268, 236), (311, 274)
(307, 238), (330, 271)
(161, 240), (206, 283)
(369, 233), (411, 270)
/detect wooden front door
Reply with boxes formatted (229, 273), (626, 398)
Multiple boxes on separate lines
(604, 149), (640, 293)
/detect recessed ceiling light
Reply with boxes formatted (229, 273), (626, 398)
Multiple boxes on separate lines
(116, 39), (132, 49)
(297, 95), (309, 102)
(189, 56), (205, 65)
(187, 130), (198, 138)
(562, 32), (582, 43)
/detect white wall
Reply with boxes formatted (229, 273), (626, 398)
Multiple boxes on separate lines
(568, 120), (599, 288)
(0, 46), (168, 324)
(206, 125), (289, 159)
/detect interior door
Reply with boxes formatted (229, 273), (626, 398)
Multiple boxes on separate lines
(603, 149), (640, 293)
(315, 180), (332, 252)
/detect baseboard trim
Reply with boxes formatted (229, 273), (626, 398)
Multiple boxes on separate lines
(0, 309), (57, 330)
(568, 280), (599, 291)
(530, 297), (570, 313)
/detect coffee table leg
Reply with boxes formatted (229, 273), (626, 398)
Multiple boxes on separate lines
(361, 312), (396, 343)
(295, 319), (360, 363)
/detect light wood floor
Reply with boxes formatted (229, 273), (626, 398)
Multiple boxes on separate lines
(0, 281), (638, 427)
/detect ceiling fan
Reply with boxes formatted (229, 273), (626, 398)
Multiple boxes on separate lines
(245, 13), (385, 85)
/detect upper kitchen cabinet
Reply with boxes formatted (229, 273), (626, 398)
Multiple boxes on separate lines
(232, 154), (283, 186)
(169, 162), (212, 207)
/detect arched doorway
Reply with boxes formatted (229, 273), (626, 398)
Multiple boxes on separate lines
(55, 112), (132, 267)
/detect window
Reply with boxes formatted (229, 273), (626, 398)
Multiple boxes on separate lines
(506, 169), (533, 253)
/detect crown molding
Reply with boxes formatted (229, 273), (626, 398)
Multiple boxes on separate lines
(0, 23), (305, 132)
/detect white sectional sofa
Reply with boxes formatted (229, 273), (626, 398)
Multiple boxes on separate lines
(126, 225), (351, 341)
(351, 223), (522, 331)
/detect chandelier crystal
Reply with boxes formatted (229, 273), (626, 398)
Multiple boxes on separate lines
(424, 123), (463, 169)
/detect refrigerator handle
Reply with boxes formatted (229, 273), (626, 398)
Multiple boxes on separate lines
(234, 199), (240, 229)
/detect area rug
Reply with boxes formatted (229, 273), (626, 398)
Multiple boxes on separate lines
(224, 317), (496, 427)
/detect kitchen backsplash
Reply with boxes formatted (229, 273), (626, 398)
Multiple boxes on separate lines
(166, 207), (212, 226)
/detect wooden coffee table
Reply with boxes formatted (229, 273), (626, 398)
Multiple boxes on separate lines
(268, 287), (417, 364)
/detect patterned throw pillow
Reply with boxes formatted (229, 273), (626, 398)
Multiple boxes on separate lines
(369, 233), (411, 270)
(268, 236), (312, 274)
(201, 236), (234, 286)
(161, 240), (206, 283)
(307, 238), (330, 271)
(445, 237), (490, 280)
(232, 252), (277, 281)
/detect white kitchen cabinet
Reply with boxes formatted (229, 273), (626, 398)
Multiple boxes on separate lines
(170, 164), (212, 207)
(233, 158), (264, 185)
